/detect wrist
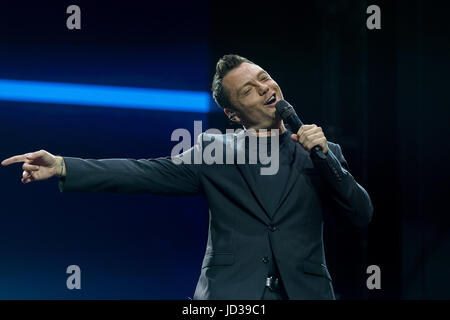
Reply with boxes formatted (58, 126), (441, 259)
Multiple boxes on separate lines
(55, 156), (66, 178)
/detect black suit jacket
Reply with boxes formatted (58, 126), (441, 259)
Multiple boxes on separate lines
(58, 129), (373, 300)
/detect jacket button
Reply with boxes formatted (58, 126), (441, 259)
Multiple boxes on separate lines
(268, 224), (277, 232)
(262, 256), (269, 263)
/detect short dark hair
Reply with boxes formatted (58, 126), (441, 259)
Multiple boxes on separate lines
(212, 54), (255, 110)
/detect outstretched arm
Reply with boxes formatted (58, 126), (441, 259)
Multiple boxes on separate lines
(58, 153), (201, 196)
(2, 135), (204, 196)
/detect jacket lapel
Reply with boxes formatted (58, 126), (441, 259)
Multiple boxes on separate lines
(233, 130), (271, 224)
(271, 142), (309, 218)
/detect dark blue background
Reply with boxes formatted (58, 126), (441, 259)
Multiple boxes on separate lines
(0, 1), (210, 299)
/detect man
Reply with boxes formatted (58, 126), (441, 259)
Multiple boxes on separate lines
(1, 54), (373, 300)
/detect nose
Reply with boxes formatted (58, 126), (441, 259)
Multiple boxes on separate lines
(257, 82), (269, 96)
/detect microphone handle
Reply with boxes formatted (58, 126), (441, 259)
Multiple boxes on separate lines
(311, 145), (327, 160)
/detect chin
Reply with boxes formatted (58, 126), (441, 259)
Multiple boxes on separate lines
(265, 120), (282, 130)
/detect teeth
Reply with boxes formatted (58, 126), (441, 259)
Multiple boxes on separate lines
(266, 95), (275, 104)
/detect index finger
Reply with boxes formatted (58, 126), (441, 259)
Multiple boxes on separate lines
(1, 154), (30, 166)
(297, 124), (314, 137)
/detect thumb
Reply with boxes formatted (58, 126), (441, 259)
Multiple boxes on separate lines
(26, 153), (35, 160)
(26, 150), (43, 160)
(290, 134), (298, 142)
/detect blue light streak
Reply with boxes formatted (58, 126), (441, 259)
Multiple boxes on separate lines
(0, 79), (210, 113)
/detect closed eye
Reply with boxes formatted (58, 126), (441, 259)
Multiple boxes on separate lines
(260, 73), (271, 81)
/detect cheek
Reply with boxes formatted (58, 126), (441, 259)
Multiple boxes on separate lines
(241, 96), (261, 110)
(270, 81), (282, 96)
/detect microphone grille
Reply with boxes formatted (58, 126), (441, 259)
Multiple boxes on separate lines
(275, 100), (295, 118)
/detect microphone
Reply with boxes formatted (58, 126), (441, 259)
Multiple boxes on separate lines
(275, 100), (327, 160)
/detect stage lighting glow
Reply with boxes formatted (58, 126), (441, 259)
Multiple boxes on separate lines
(0, 79), (210, 113)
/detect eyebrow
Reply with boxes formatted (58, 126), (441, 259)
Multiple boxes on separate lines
(237, 70), (267, 95)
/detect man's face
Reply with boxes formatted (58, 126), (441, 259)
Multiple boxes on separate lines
(222, 62), (284, 130)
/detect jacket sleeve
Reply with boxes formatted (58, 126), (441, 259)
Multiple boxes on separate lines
(58, 134), (204, 196)
(311, 142), (374, 227)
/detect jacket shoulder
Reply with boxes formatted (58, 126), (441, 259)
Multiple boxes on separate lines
(199, 130), (244, 146)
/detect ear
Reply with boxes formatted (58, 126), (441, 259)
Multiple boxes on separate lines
(224, 108), (234, 119)
(224, 107), (242, 126)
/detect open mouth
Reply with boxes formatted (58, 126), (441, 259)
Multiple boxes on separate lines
(264, 93), (276, 107)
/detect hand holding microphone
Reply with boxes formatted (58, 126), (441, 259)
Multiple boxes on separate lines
(275, 100), (328, 159)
